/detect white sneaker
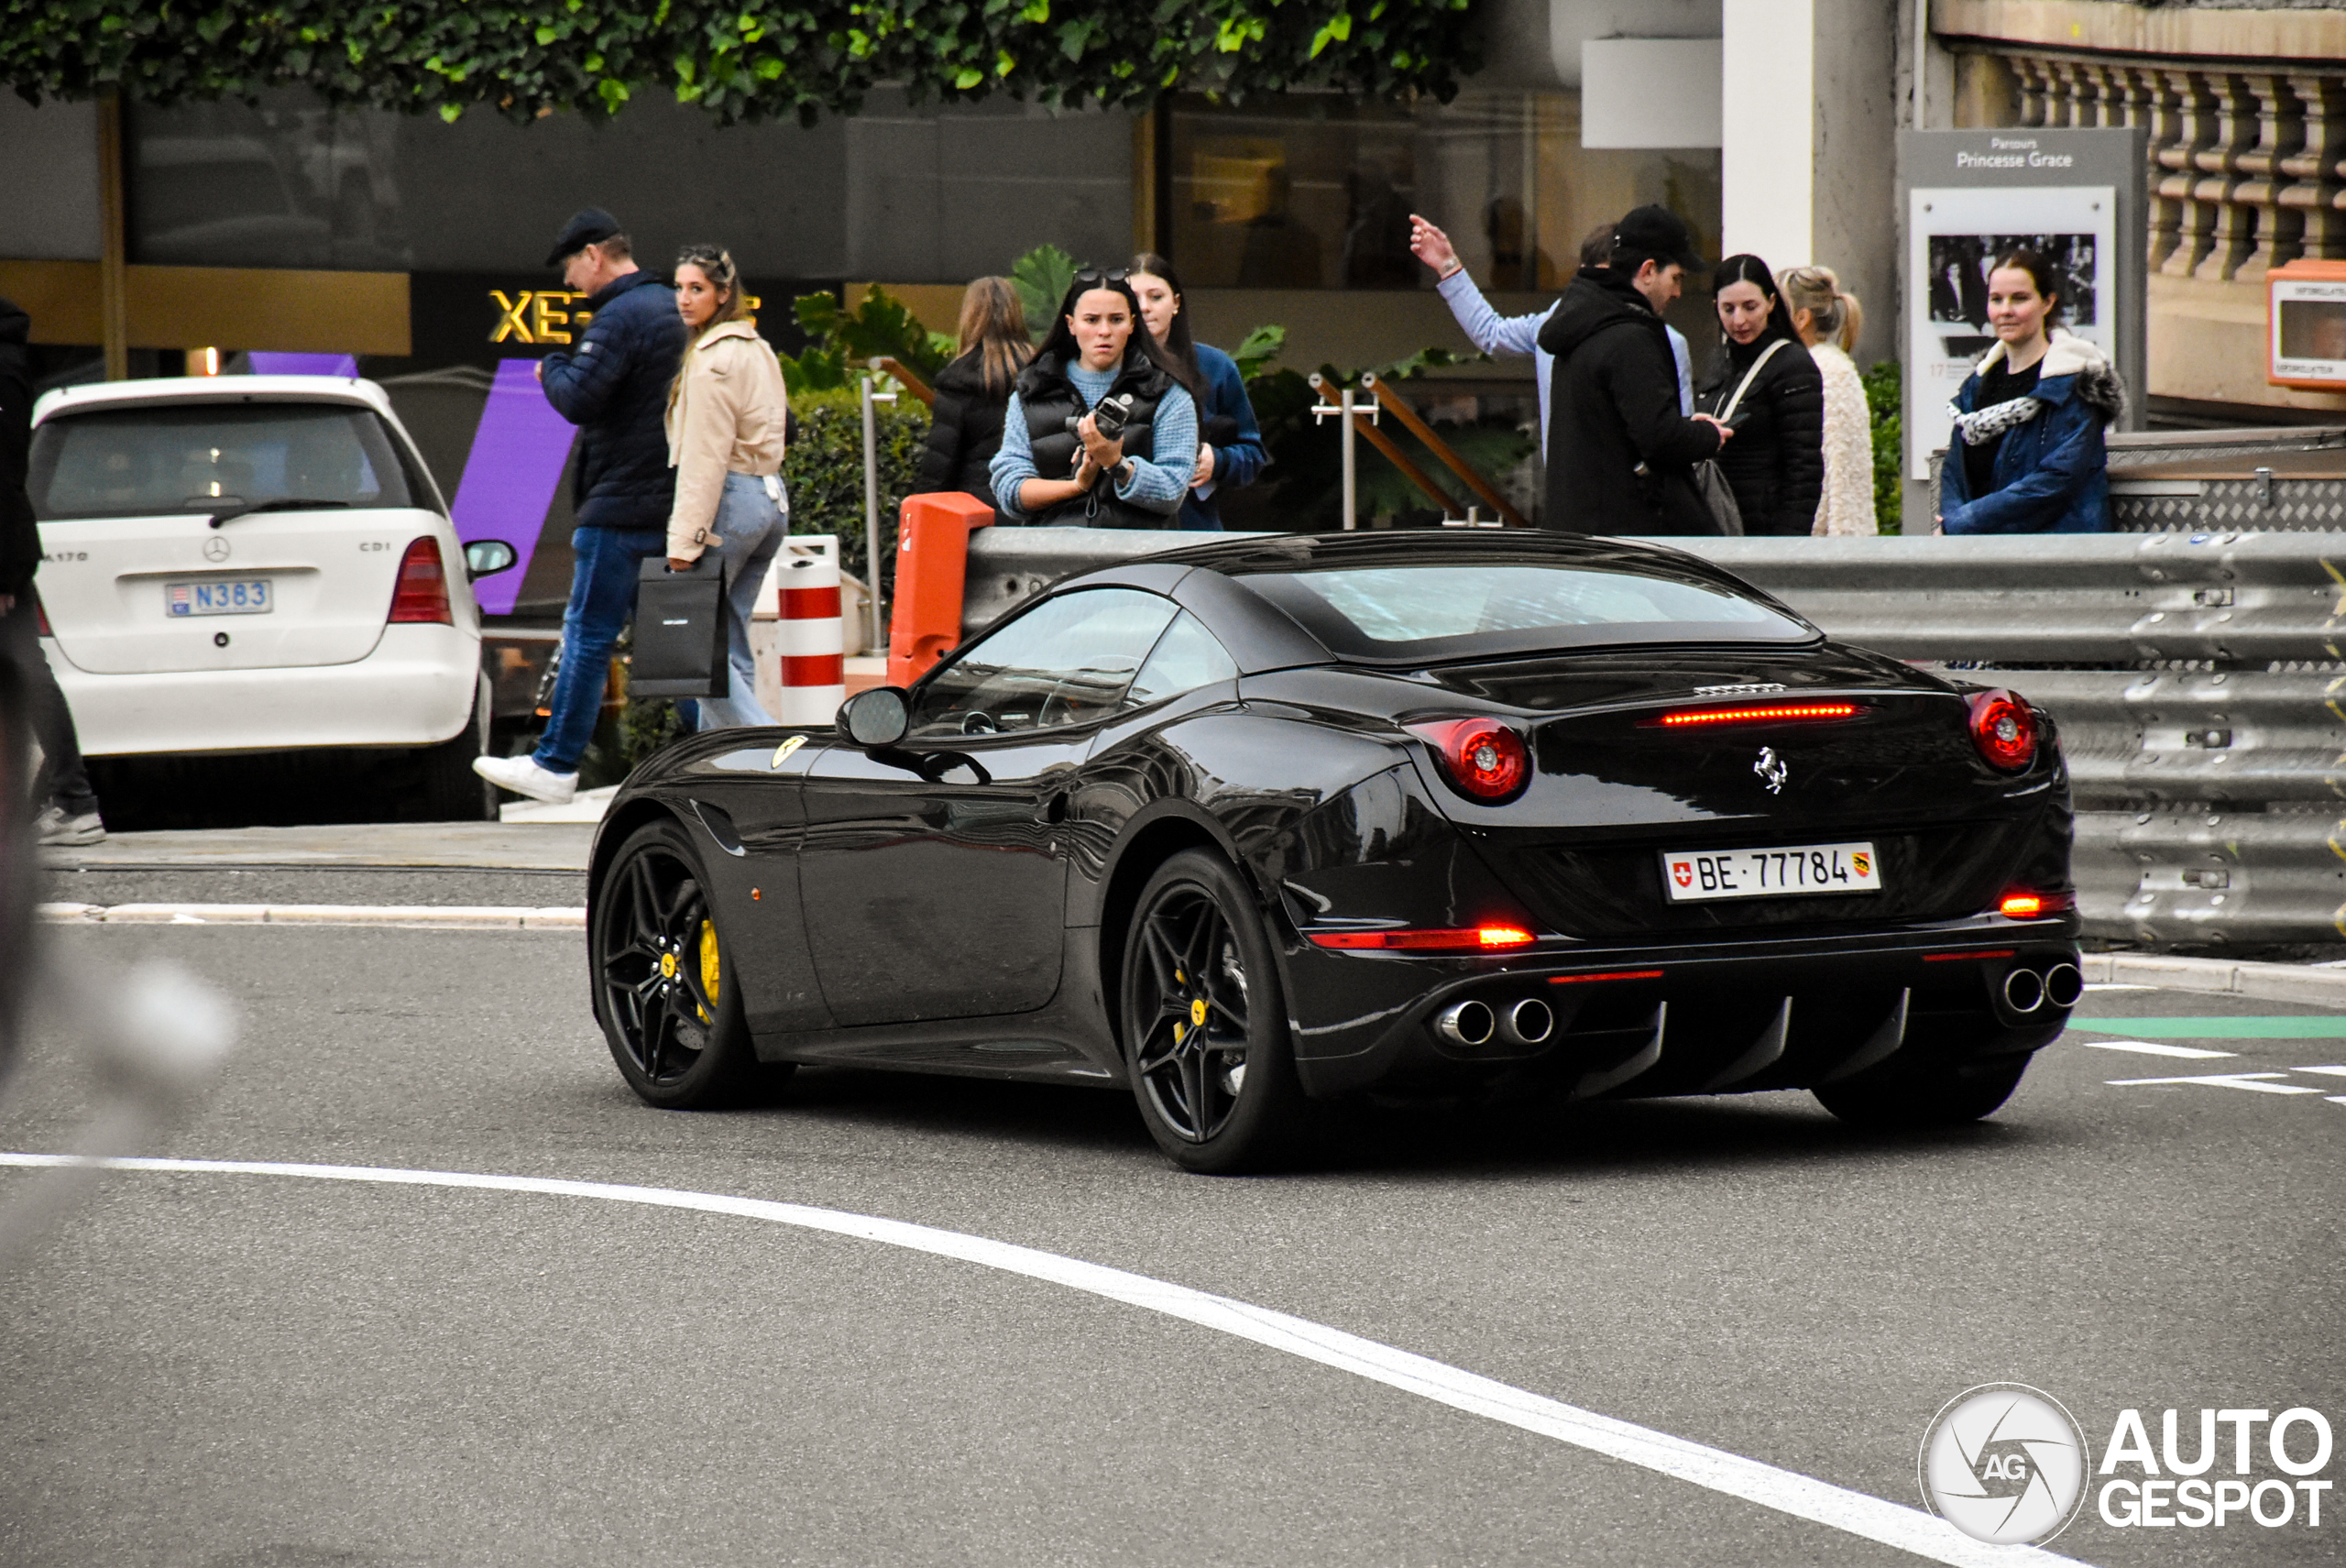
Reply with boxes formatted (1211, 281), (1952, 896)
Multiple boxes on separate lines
(35, 805), (107, 846)
(471, 754), (579, 804)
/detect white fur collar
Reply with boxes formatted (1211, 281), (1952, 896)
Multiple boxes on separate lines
(1975, 327), (2108, 379)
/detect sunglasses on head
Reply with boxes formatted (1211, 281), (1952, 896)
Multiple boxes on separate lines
(1071, 269), (1132, 288)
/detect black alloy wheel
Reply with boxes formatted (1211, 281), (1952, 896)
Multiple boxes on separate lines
(1121, 849), (1305, 1173)
(1811, 1052), (2031, 1129)
(592, 819), (778, 1108)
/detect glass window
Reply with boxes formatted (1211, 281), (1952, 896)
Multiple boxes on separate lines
(1167, 89), (1722, 293)
(29, 402), (416, 521)
(912, 588), (1179, 738)
(1241, 564), (1812, 663)
(1124, 612), (1239, 709)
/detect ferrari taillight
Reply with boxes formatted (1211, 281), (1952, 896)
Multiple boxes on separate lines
(1968, 689), (2038, 771)
(1407, 718), (1529, 803)
(1308, 925), (1535, 951)
(388, 537), (453, 625)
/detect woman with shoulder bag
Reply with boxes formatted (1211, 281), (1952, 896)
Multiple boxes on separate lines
(1695, 255), (1825, 537)
(988, 269), (1200, 529)
(1937, 248), (2123, 534)
(915, 277), (1031, 515)
(663, 243), (788, 729)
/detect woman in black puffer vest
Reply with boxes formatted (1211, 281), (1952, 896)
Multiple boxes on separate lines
(988, 269), (1201, 530)
(1695, 254), (1824, 536)
(915, 277), (1032, 513)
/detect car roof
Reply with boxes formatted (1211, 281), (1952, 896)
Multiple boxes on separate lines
(33, 375), (391, 427)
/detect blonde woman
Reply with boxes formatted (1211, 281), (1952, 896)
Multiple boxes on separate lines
(665, 243), (788, 729)
(1778, 265), (1877, 536)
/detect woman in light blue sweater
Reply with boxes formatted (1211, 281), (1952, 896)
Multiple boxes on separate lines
(990, 270), (1200, 529)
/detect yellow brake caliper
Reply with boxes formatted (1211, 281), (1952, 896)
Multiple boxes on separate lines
(697, 919), (720, 1023)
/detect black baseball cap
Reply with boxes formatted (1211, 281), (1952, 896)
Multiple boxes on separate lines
(544, 207), (622, 268)
(1611, 204), (1708, 273)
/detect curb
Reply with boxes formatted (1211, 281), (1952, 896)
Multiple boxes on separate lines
(38, 903), (586, 930)
(2083, 951), (2346, 1009)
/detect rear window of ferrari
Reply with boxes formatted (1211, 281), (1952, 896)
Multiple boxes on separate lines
(1238, 563), (1815, 663)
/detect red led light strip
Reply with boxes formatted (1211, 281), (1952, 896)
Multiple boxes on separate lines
(1923, 948), (2016, 962)
(1308, 926), (1535, 951)
(1650, 703), (1859, 729)
(1548, 969), (1665, 985)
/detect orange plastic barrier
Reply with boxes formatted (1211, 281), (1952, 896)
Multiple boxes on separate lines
(886, 491), (995, 687)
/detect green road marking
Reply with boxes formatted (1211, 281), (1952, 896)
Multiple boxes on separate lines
(2075, 1016), (2346, 1039)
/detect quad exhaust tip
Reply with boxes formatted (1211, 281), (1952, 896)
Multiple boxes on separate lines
(1500, 997), (1554, 1047)
(2001, 967), (2046, 1014)
(2043, 961), (2084, 1009)
(1435, 999), (1496, 1048)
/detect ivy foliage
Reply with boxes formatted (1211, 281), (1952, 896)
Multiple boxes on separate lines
(6, 2), (1482, 126)
(1862, 359), (1902, 535)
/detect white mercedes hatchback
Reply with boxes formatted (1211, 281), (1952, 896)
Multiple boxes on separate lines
(27, 376), (516, 818)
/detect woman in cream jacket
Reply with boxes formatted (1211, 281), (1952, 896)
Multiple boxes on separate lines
(665, 243), (789, 729)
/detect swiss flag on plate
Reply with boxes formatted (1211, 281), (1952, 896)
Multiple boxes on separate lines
(1670, 861), (1693, 888)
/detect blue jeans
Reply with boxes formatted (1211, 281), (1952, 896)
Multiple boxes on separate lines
(533, 524), (667, 774)
(697, 473), (785, 731)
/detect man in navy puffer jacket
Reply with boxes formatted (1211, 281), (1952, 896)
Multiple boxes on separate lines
(475, 209), (687, 804)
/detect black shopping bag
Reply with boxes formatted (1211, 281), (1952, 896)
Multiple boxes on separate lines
(631, 553), (728, 698)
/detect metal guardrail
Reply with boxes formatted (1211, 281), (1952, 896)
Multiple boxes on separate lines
(959, 526), (2346, 949)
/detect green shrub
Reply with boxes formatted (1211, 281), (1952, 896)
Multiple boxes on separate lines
(781, 385), (931, 593)
(1862, 360), (1903, 535)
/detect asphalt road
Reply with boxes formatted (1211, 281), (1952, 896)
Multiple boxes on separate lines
(1, 916), (2339, 1567)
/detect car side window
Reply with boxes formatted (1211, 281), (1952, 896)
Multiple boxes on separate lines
(1124, 612), (1238, 710)
(910, 587), (1179, 739)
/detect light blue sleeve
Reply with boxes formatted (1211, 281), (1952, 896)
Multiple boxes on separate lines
(1436, 269), (1546, 357)
(1114, 384), (1197, 515)
(1668, 326), (1694, 416)
(988, 390), (1038, 522)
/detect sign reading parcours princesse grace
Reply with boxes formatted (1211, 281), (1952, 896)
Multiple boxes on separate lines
(1895, 128), (2148, 486)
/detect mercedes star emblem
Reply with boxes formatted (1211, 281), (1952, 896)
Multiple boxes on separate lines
(203, 536), (231, 563)
(1754, 746), (1789, 795)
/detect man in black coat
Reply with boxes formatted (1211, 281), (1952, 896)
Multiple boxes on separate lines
(0, 296), (104, 844)
(1537, 205), (1731, 535)
(475, 209), (688, 805)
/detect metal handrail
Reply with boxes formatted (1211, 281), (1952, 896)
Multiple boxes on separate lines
(871, 356), (934, 407)
(1358, 372), (1529, 528)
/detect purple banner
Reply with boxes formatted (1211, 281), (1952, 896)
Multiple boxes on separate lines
(248, 352), (358, 377)
(448, 359), (578, 616)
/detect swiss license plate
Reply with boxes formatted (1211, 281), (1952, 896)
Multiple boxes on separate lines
(167, 579), (271, 617)
(1661, 840), (1882, 902)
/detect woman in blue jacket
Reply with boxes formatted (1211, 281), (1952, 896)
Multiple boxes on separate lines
(1128, 253), (1268, 530)
(1938, 248), (2125, 534)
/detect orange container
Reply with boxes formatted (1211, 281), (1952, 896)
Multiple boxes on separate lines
(886, 492), (995, 688)
(2267, 259), (2346, 390)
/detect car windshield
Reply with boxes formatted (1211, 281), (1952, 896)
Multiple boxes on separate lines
(1240, 563), (1814, 661)
(29, 401), (415, 521)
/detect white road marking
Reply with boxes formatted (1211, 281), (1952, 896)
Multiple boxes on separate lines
(2078, 1040), (2237, 1060)
(0, 1153), (2085, 1568)
(2104, 1072), (2325, 1095)
(2292, 1065), (2346, 1078)
(2083, 983), (2153, 992)
(38, 903), (584, 929)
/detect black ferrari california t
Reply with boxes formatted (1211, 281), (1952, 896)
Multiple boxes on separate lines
(586, 531), (2079, 1172)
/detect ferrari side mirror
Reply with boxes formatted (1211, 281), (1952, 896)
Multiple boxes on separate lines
(464, 539), (519, 580)
(838, 685), (911, 749)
